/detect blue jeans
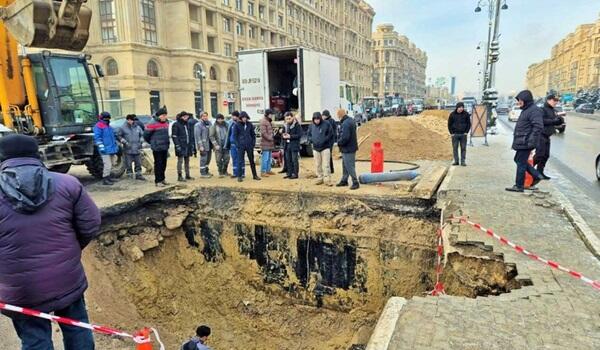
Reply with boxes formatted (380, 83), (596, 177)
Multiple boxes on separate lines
(8, 296), (95, 350)
(261, 150), (272, 173)
(514, 149), (540, 189)
(230, 145), (245, 177)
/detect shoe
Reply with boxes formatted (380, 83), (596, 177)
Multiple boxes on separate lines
(230, 175), (237, 179)
(315, 179), (324, 185)
(350, 183), (360, 190)
(461, 163), (467, 167)
(200, 174), (212, 179)
(178, 175), (186, 182)
(336, 182), (348, 187)
(452, 162), (459, 166)
(278, 169), (287, 174)
(266, 171), (276, 175)
(283, 175), (291, 179)
(253, 176), (262, 181)
(218, 174), (225, 178)
(505, 186), (524, 193)
(161, 180), (169, 186)
(186, 175), (195, 180)
(290, 175), (298, 179)
(531, 177), (541, 187)
(525, 186), (539, 191)
(109, 175), (120, 182)
(135, 175), (147, 181)
(261, 173), (270, 177)
(237, 177), (243, 182)
(540, 173), (551, 180)
(156, 182), (166, 188)
(102, 178), (113, 186)
(126, 172), (134, 180)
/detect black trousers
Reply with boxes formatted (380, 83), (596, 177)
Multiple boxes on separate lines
(514, 149), (540, 189)
(153, 150), (168, 183)
(285, 146), (299, 177)
(533, 135), (550, 173)
(329, 145), (335, 174)
(237, 146), (258, 178)
(451, 134), (468, 164)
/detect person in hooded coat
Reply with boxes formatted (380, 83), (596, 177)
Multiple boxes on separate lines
(144, 106), (171, 186)
(533, 94), (564, 179)
(172, 111), (196, 182)
(93, 111), (119, 185)
(447, 102), (471, 166)
(308, 111), (334, 185)
(506, 90), (544, 192)
(0, 135), (101, 350)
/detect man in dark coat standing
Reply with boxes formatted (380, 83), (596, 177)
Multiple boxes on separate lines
(233, 111), (261, 182)
(322, 109), (337, 174)
(447, 102), (471, 166)
(533, 94), (564, 179)
(282, 112), (303, 179)
(144, 106), (171, 186)
(0, 135), (101, 349)
(308, 112), (334, 185)
(172, 111), (195, 182)
(336, 109), (359, 190)
(506, 90), (544, 192)
(117, 114), (146, 180)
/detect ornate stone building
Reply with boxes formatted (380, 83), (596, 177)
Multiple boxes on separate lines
(85, 0), (374, 117)
(526, 14), (600, 96)
(371, 24), (427, 99)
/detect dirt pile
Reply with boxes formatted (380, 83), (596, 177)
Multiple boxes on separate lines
(356, 118), (452, 161)
(408, 110), (452, 140)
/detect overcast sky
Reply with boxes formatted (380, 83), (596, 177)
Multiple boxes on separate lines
(370, 0), (600, 96)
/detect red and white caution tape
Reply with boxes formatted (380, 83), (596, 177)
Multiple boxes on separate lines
(427, 227), (446, 296)
(451, 215), (600, 292)
(0, 301), (165, 349)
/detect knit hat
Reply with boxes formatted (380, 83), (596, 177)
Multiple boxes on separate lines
(99, 111), (111, 120)
(155, 106), (168, 117)
(0, 134), (40, 162)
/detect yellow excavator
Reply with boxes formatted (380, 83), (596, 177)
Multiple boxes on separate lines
(0, 0), (124, 177)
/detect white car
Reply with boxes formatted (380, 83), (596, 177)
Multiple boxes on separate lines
(508, 106), (521, 122)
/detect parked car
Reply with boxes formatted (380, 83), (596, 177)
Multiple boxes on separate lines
(110, 115), (155, 129)
(596, 153), (600, 181)
(496, 103), (510, 114)
(575, 103), (595, 114)
(508, 106), (521, 122)
(554, 105), (567, 133)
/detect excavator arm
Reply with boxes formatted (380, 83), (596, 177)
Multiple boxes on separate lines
(0, 0), (91, 51)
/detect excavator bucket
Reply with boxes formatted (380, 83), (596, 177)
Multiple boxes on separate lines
(0, 0), (91, 51)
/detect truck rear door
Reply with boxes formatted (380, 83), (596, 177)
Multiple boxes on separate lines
(238, 50), (269, 121)
(299, 48), (321, 122)
(319, 53), (340, 116)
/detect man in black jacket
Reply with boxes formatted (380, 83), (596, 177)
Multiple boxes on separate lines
(282, 112), (303, 179)
(308, 112), (334, 185)
(533, 94), (564, 179)
(506, 90), (544, 192)
(144, 106), (171, 187)
(322, 109), (337, 174)
(172, 111), (195, 182)
(336, 109), (359, 190)
(447, 102), (471, 166)
(233, 112), (261, 182)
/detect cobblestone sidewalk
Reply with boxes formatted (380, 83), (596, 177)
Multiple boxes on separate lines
(387, 131), (600, 349)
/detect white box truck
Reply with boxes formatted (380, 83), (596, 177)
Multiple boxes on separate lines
(237, 46), (340, 156)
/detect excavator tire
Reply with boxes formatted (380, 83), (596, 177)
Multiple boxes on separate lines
(86, 146), (127, 179)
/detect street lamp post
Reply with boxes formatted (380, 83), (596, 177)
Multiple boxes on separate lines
(196, 69), (206, 114)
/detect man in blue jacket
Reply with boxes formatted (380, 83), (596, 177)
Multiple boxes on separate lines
(233, 112), (261, 182)
(93, 111), (119, 185)
(225, 111), (244, 178)
(0, 134), (101, 350)
(506, 90), (544, 192)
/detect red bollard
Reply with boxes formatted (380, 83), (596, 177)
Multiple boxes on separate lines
(135, 328), (153, 350)
(371, 141), (384, 173)
(524, 150), (535, 188)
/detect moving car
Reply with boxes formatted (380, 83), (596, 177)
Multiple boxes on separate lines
(554, 106), (567, 133)
(496, 103), (510, 114)
(575, 103), (595, 114)
(508, 106), (521, 122)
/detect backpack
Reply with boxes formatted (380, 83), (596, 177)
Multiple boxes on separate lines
(181, 340), (197, 350)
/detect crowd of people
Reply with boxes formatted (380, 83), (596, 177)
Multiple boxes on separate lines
(93, 106), (362, 190)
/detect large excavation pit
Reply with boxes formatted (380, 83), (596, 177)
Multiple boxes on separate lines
(86, 186), (522, 349)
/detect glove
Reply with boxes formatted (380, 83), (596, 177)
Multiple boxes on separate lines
(98, 144), (105, 153)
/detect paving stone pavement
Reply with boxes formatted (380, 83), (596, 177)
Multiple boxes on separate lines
(388, 130), (600, 350)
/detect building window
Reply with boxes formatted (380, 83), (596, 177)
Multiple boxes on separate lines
(271, 32), (276, 45)
(191, 31), (202, 50)
(280, 36), (286, 46)
(223, 0), (230, 6)
(247, 2), (254, 16)
(260, 29), (266, 43)
(189, 4), (199, 22)
(147, 59), (160, 77)
(206, 10), (215, 26)
(259, 5), (265, 19)
(249, 26), (256, 39)
(227, 68), (235, 82)
(278, 15), (283, 27)
(108, 90), (121, 99)
(99, 0), (118, 43)
(223, 17), (232, 32)
(236, 22), (244, 35)
(207, 36), (217, 53)
(140, 0), (157, 46)
(209, 66), (218, 80)
(224, 43), (232, 57)
(105, 58), (119, 76)
(236, 0), (243, 11)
